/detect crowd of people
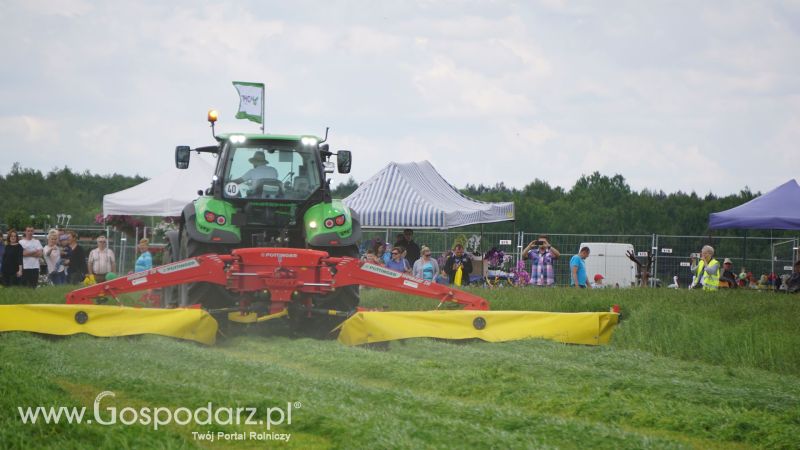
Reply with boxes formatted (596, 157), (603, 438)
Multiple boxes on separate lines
(361, 234), (800, 293)
(362, 231), (597, 289)
(0, 226), (156, 289)
(1, 227), (88, 287)
(2, 224), (798, 294)
(362, 229), (475, 285)
(683, 244), (800, 292)
(363, 230), (590, 289)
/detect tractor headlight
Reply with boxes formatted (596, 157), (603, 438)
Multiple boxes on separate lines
(301, 136), (318, 146)
(308, 220), (318, 229)
(229, 135), (246, 144)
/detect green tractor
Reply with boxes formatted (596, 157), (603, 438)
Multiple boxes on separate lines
(163, 111), (362, 328)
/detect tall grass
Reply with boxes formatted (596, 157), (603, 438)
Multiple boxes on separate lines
(0, 285), (76, 304)
(1, 285), (799, 448)
(362, 287), (800, 374)
(3, 285), (799, 374)
(3, 331), (800, 448)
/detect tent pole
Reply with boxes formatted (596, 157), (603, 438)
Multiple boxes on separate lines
(795, 237), (799, 265)
(480, 224), (484, 255)
(512, 220), (515, 255)
(743, 230), (748, 271)
(770, 229), (774, 275)
(512, 220), (518, 268)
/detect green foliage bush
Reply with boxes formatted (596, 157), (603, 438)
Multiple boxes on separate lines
(0, 163), (146, 229)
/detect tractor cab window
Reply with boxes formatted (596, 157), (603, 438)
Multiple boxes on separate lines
(223, 143), (320, 200)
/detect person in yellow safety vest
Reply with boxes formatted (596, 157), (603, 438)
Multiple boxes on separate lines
(690, 245), (720, 290)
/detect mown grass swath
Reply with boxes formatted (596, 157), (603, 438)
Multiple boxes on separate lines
(1, 286), (798, 449)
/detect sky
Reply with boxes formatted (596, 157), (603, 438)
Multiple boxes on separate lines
(1, 0), (799, 196)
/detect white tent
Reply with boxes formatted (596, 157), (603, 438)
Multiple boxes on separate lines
(103, 157), (215, 217)
(343, 161), (514, 229)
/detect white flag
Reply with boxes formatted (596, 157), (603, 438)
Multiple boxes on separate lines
(232, 81), (265, 124)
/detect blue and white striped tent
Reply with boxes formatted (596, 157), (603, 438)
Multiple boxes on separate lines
(343, 161), (514, 229)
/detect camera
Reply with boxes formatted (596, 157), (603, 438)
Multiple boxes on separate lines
(534, 240), (544, 246)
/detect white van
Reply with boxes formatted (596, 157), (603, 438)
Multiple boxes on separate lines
(578, 242), (637, 288)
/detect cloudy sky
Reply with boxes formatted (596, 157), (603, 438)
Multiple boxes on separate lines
(1, 0), (798, 196)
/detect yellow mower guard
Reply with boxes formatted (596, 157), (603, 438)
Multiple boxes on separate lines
(337, 310), (619, 346)
(0, 304), (218, 345)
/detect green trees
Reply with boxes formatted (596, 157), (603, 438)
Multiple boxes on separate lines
(0, 163), (776, 238)
(331, 176), (359, 199)
(0, 164), (146, 229)
(461, 171), (771, 236)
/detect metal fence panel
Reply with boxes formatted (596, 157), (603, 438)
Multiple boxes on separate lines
(771, 238), (799, 285)
(652, 235), (711, 288)
(68, 224), (799, 287)
(521, 233), (654, 287)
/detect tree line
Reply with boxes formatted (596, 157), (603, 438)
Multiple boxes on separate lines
(333, 172), (784, 238)
(0, 164), (779, 238)
(460, 172), (760, 236)
(0, 163), (146, 230)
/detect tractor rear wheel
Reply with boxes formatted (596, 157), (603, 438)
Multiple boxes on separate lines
(179, 226), (235, 309)
(159, 224), (235, 309)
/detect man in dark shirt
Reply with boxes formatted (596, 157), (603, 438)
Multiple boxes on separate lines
(63, 231), (87, 284)
(720, 258), (738, 289)
(395, 229), (420, 265)
(444, 244), (473, 286)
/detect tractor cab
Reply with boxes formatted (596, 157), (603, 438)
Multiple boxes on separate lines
(170, 111), (359, 256)
(175, 134), (348, 202)
(217, 135), (324, 201)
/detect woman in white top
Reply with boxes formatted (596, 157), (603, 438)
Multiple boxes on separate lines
(43, 231), (66, 285)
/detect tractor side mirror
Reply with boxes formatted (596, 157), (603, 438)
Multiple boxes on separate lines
(175, 146), (191, 169)
(337, 150), (352, 174)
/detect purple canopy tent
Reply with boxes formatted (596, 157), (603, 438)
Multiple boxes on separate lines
(709, 179), (800, 230)
(709, 179), (800, 273)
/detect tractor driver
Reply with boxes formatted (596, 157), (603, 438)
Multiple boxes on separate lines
(231, 150), (278, 195)
(232, 150), (278, 184)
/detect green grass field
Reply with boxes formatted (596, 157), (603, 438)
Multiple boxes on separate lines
(1, 285), (799, 449)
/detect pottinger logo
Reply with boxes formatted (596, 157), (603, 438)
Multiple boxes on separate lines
(361, 263), (402, 278)
(261, 253), (299, 258)
(156, 259), (200, 275)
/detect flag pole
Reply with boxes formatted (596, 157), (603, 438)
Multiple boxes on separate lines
(261, 84), (265, 133)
